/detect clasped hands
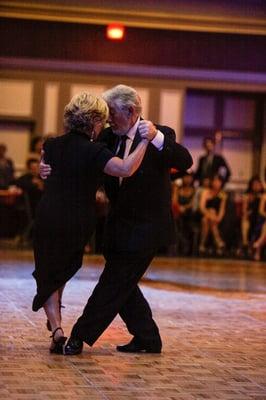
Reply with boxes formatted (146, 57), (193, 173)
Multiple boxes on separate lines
(138, 120), (157, 142)
(40, 150), (51, 180)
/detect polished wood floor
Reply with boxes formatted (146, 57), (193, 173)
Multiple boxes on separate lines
(0, 249), (265, 400)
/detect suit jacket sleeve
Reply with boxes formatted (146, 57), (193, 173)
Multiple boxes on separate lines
(156, 125), (193, 172)
(194, 156), (204, 181)
(218, 155), (231, 182)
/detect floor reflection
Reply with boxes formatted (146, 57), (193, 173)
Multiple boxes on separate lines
(146, 257), (266, 293)
(0, 249), (265, 293)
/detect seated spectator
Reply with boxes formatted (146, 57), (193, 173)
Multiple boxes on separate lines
(28, 136), (44, 162)
(13, 158), (44, 244)
(15, 158), (44, 218)
(199, 174), (227, 256)
(194, 136), (231, 185)
(0, 143), (14, 189)
(172, 172), (195, 255)
(240, 176), (264, 257)
(192, 177), (211, 215)
(253, 192), (266, 261)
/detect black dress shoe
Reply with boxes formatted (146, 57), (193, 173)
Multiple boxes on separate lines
(64, 336), (83, 355)
(117, 337), (162, 353)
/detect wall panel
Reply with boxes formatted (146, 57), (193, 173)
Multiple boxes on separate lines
(159, 89), (185, 142)
(43, 82), (59, 135)
(0, 80), (33, 117)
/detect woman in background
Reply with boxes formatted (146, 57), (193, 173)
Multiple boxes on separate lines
(240, 176), (264, 257)
(253, 192), (266, 261)
(199, 174), (227, 255)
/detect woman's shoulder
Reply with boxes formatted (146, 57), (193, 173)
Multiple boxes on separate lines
(43, 134), (62, 147)
(219, 190), (227, 199)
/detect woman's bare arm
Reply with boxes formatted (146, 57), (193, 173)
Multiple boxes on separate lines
(217, 193), (227, 222)
(199, 189), (211, 217)
(259, 193), (266, 218)
(103, 139), (149, 177)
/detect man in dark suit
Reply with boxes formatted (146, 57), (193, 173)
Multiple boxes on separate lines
(194, 136), (231, 185)
(62, 85), (193, 355)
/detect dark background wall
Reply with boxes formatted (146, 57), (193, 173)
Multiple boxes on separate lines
(1, 18), (266, 73)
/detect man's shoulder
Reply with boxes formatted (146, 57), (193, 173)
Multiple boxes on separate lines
(214, 153), (226, 162)
(155, 124), (175, 135)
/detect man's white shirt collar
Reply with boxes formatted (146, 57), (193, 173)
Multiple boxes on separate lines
(126, 117), (140, 142)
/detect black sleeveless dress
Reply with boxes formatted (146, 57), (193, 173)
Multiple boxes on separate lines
(32, 131), (113, 311)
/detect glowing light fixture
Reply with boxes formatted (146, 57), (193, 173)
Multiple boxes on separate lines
(106, 23), (125, 40)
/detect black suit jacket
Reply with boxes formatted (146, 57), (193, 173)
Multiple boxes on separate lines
(194, 153), (231, 184)
(98, 124), (193, 253)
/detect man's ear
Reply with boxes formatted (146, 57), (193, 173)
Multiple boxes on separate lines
(127, 106), (134, 116)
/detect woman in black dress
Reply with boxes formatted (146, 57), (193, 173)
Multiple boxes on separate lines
(32, 92), (150, 353)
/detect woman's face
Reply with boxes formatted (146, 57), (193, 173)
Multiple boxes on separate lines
(35, 138), (44, 153)
(211, 177), (222, 191)
(183, 175), (193, 186)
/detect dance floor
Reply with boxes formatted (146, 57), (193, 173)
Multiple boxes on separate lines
(0, 249), (265, 400)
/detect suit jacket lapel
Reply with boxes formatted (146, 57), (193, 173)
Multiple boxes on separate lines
(112, 135), (120, 154)
(119, 130), (142, 189)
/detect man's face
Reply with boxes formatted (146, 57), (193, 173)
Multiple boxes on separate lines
(107, 105), (133, 136)
(204, 139), (215, 153)
(28, 161), (39, 176)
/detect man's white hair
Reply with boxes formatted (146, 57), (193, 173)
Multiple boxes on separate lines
(102, 84), (142, 115)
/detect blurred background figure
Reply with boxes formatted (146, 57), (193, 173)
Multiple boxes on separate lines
(171, 172), (195, 255)
(15, 158), (44, 245)
(194, 137), (231, 186)
(28, 136), (44, 162)
(0, 143), (15, 189)
(199, 174), (227, 256)
(239, 176), (264, 258)
(16, 158), (44, 217)
(252, 191), (266, 261)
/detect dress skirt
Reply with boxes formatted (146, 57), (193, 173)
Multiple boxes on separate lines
(32, 195), (95, 311)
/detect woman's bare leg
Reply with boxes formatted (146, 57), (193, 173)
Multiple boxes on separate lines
(211, 222), (225, 249)
(58, 285), (65, 305)
(241, 218), (250, 247)
(44, 291), (65, 344)
(199, 217), (210, 252)
(253, 223), (266, 261)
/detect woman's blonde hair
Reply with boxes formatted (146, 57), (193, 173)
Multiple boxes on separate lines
(63, 92), (109, 137)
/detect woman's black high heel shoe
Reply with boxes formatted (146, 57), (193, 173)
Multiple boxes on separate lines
(46, 301), (65, 331)
(50, 327), (67, 354)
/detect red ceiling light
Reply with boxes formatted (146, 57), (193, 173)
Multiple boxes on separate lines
(106, 23), (125, 40)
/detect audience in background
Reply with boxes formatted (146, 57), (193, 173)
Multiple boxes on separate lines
(192, 177), (211, 216)
(239, 176), (264, 257)
(15, 158), (44, 218)
(0, 143), (15, 189)
(194, 137), (231, 185)
(0, 135), (265, 261)
(28, 136), (44, 162)
(199, 174), (227, 256)
(172, 172), (195, 255)
(252, 192), (266, 261)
